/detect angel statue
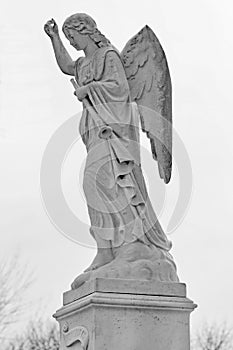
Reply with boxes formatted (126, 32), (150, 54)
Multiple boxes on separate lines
(44, 13), (179, 289)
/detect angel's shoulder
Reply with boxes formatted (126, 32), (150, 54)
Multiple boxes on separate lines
(94, 46), (123, 79)
(105, 50), (123, 69)
(94, 46), (120, 64)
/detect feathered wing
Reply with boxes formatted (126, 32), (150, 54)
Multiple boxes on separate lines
(121, 26), (172, 183)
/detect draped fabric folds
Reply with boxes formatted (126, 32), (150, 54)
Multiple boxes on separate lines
(75, 46), (171, 251)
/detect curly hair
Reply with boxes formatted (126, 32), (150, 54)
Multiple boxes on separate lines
(62, 13), (111, 48)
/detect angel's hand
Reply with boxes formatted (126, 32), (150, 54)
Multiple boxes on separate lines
(44, 19), (59, 38)
(74, 86), (88, 101)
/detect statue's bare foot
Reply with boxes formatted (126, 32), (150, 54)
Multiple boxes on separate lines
(71, 271), (91, 289)
(84, 248), (114, 272)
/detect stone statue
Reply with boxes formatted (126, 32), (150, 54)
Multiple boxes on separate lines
(44, 13), (179, 289)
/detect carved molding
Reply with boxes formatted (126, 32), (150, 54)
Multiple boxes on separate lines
(63, 326), (89, 349)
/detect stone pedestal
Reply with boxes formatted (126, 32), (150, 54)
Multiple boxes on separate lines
(54, 278), (196, 350)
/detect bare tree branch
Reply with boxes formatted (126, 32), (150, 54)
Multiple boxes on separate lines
(0, 254), (34, 336)
(5, 319), (59, 350)
(194, 323), (233, 350)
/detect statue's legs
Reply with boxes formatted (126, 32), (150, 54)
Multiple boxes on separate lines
(84, 229), (114, 272)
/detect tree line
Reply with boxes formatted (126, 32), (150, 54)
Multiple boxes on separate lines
(1, 255), (232, 349)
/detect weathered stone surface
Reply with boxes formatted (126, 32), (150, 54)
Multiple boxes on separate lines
(70, 242), (179, 290)
(54, 278), (196, 350)
(45, 13), (197, 350)
(44, 14), (179, 287)
(63, 278), (186, 305)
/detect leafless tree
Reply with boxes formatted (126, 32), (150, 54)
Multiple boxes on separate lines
(193, 323), (233, 350)
(6, 319), (59, 350)
(0, 254), (33, 341)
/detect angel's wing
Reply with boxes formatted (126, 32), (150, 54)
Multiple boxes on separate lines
(121, 25), (172, 184)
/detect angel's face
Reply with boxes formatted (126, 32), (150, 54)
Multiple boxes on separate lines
(65, 28), (88, 51)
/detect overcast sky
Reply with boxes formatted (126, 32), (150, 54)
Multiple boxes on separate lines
(1, 0), (233, 337)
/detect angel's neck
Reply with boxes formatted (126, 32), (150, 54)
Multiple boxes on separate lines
(83, 42), (99, 58)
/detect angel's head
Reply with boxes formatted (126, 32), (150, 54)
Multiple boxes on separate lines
(62, 13), (110, 51)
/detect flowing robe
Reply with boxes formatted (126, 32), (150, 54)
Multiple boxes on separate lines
(75, 45), (172, 251)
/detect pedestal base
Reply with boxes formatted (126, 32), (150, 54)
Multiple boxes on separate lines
(54, 278), (196, 350)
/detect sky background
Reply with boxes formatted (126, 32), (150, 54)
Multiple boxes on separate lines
(1, 0), (233, 338)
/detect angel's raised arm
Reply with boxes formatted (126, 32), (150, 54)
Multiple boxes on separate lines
(44, 19), (75, 76)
